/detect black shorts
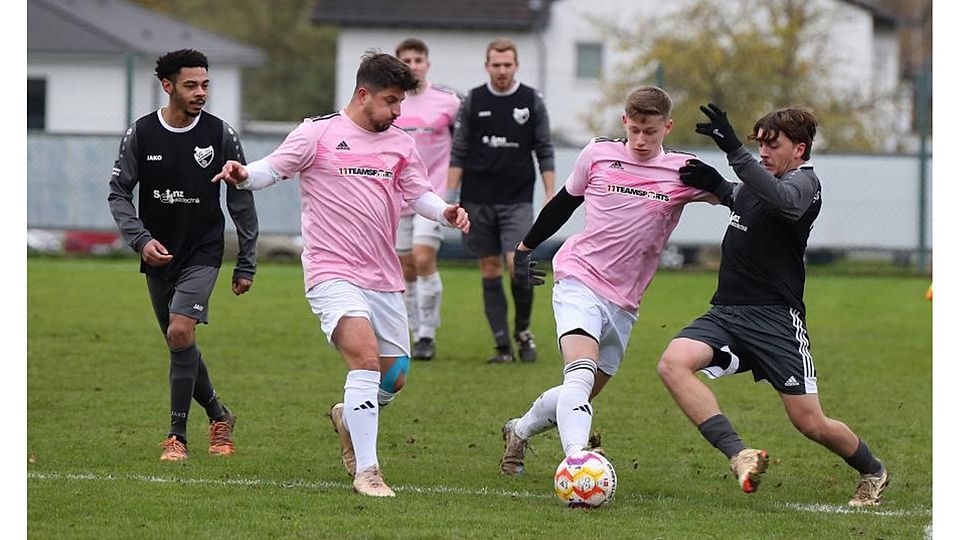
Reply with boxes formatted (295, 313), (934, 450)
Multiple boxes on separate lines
(676, 305), (818, 395)
(146, 265), (220, 330)
(460, 202), (533, 258)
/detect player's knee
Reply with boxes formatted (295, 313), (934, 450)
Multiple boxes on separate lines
(413, 253), (434, 275)
(379, 355), (410, 405)
(789, 411), (825, 441)
(166, 323), (195, 350)
(657, 346), (684, 382)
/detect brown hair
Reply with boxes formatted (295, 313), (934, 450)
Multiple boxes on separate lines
(749, 107), (818, 160)
(486, 37), (518, 63)
(355, 50), (420, 93)
(624, 86), (672, 119)
(395, 38), (428, 58)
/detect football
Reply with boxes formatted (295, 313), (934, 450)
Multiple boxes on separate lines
(553, 450), (617, 508)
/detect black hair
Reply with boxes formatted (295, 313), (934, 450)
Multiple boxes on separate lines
(355, 50), (420, 93)
(155, 49), (209, 82)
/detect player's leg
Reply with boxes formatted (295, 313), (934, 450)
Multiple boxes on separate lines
(763, 306), (887, 505)
(658, 308), (766, 492)
(462, 203), (513, 362)
(501, 203), (537, 362)
(396, 214), (419, 337)
(146, 275), (189, 461)
(411, 215), (443, 360)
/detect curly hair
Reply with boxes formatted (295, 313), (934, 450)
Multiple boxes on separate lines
(154, 49), (208, 82)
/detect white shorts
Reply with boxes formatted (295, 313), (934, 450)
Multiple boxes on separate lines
(552, 278), (638, 376)
(395, 214), (443, 254)
(305, 279), (410, 357)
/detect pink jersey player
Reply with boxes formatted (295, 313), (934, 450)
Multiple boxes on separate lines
(212, 52), (469, 498)
(497, 87), (717, 475)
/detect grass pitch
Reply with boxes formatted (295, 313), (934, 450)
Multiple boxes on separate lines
(27, 258), (931, 538)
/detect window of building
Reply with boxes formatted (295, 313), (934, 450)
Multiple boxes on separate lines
(28, 78), (46, 130)
(576, 43), (604, 80)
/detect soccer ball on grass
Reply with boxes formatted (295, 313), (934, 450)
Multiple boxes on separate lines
(553, 450), (617, 508)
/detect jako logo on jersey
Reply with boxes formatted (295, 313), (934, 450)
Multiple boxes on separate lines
(729, 212), (748, 232)
(478, 110), (492, 118)
(147, 154), (163, 161)
(337, 167), (393, 179)
(481, 135), (520, 149)
(194, 146), (214, 168)
(336, 140), (351, 150)
(609, 161), (624, 170)
(153, 189), (200, 204)
(192, 304), (205, 312)
(607, 184), (669, 202)
(512, 107), (530, 125)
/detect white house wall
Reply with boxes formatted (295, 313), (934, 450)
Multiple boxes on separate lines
(334, 0), (900, 146)
(28, 54), (245, 134)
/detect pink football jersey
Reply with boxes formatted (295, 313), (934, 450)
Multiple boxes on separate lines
(553, 140), (716, 311)
(263, 112), (433, 292)
(393, 82), (461, 215)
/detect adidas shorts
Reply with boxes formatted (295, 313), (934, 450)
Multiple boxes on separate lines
(395, 213), (443, 255)
(305, 279), (410, 357)
(552, 278), (638, 376)
(676, 304), (818, 395)
(146, 264), (219, 327)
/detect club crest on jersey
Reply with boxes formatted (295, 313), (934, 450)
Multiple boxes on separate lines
(512, 107), (530, 125)
(193, 145), (214, 168)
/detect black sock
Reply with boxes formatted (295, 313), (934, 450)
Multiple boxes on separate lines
(698, 414), (746, 459)
(193, 353), (225, 421)
(482, 277), (511, 350)
(169, 343), (200, 441)
(510, 279), (533, 336)
(843, 438), (884, 475)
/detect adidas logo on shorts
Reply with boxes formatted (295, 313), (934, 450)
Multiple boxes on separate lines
(784, 376), (800, 387)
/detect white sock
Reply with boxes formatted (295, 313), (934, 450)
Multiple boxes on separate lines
(514, 385), (561, 440)
(343, 369), (381, 472)
(416, 272), (442, 340)
(404, 280), (419, 335)
(556, 359), (597, 456)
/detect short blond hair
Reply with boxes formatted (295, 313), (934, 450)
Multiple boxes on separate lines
(625, 86), (672, 119)
(486, 37), (518, 63)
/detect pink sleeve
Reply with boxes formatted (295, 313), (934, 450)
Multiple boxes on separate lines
(264, 120), (317, 179)
(400, 145), (433, 204)
(563, 144), (593, 196)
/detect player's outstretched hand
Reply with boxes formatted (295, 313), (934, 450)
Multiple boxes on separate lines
(513, 245), (546, 288)
(679, 159), (726, 193)
(212, 160), (248, 185)
(443, 204), (470, 233)
(141, 238), (173, 267)
(695, 103), (743, 154)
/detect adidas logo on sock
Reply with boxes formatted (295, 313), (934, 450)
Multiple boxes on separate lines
(336, 140), (351, 150)
(784, 376), (800, 387)
(610, 160), (624, 170)
(354, 400), (376, 410)
(574, 404), (593, 415)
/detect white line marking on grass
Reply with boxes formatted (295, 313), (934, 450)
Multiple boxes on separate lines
(27, 471), (553, 499)
(784, 502), (931, 517)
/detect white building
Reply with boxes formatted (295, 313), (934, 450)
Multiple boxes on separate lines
(27, 0), (265, 134)
(313, 0), (905, 147)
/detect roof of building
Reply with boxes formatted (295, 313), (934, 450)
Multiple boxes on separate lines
(28, 0), (265, 64)
(310, 0), (897, 31)
(311, 0), (551, 31)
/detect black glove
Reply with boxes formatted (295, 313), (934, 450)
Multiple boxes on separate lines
(513, 247), (546, 288)
(679, 159), (725, 193)
(695, 103), (743, 154)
